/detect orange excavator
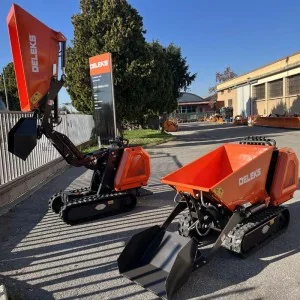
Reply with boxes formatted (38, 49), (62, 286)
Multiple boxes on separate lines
(6, 4), (151, 225)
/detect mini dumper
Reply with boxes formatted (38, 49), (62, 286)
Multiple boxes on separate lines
(6, 4), (151, 225)
(118, 136), (299, 299)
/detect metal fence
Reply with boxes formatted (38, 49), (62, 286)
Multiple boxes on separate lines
(0, 112), (95, 185)
(168, 112), (215, 123)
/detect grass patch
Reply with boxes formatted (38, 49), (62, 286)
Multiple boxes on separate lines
(124, 129), (174, 146)
(82, 129), (174, 154)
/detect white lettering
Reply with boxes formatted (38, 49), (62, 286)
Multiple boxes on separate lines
(90, 60), (109, 70)
(239, 168), (261, 186)
(29, 34), (39, 72)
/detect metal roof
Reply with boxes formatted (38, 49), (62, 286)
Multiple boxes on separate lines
(178, 92), (205, 103)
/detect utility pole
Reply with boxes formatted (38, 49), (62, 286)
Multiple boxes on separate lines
(2, 69), (10, 111)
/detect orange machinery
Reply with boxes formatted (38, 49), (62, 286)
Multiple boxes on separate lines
(233, 114), (248, 125)
(6, 4), (151, 225)
(253, 115), (300, 129)
(118, 136), (299, 299)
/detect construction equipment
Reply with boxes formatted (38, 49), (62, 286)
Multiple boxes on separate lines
(253, 115), (300, 129)
(118, 136), (299, 299)
(220, 106), (233, 122)
(163, 119), (178, 132)
(234, 114), (248, 125)
(6, 4), (151, 225)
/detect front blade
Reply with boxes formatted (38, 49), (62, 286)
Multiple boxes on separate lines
(118, 225), (197, 299)
(8, 117), (37, 160)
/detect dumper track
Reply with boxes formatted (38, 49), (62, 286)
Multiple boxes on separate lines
(48, 187), (91, 213)
(59, 191), (137, 225)
(224, 205), (289, 257)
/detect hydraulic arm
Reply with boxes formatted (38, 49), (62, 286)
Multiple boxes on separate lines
(6, 3), (151, 225)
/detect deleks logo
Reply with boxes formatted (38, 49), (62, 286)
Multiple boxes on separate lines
(29, 34), (39, 73)
(90, 60), (109, 70)
(89, 53), (111, 75)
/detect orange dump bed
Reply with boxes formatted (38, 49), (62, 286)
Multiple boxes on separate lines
(161, 144), (274, 211)
(7, 4), (66, 112)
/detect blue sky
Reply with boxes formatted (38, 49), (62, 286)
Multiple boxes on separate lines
(1, 0), (300, 103)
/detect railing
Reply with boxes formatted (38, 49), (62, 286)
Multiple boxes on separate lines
(168, 112), (215, 122)
(0, 112), (95, 185)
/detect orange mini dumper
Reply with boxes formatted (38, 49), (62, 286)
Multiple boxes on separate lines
(118, 136), (299, 299)
(6, 4), (151, 225)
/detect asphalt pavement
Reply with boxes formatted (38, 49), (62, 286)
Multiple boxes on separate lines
(1, 122), (300, 300)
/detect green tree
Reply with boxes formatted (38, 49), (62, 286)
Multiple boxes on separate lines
(0, 62), (20, 111)
(65, 0), (196, 126)
(65, 0), (147, 119)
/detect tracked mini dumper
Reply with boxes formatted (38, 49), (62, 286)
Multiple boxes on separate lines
(118, 136), (299, 299)
(6, 4), (151, 225)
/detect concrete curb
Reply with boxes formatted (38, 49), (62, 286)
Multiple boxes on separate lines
(0, 158), (69, 216)
(0, 285), (8, 300)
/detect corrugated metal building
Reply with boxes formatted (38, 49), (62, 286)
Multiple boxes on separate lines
(216, 52), (300, 117)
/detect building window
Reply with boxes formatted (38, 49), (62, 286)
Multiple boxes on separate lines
(228, 99), (232, 107)
(179, 106), (196, 113)
(268, 79), (283, 98)
(287, 74), (300, 95)
(253, 83), (265, 100)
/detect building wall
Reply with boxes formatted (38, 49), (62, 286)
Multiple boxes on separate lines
(252, 66), (300, 115)
(217, 53), (300, 116)
(217, 52), (300, 91)
(217, 89), (237, 114)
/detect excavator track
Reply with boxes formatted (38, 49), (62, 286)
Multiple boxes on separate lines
(59, 191), (137, 225)
(48, 187), (91, 214)
(224, 205), (290, 257)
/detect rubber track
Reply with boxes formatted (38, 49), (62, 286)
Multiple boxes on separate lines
(224, 205), (288, 256)
(59, 191), (129, 225)
(48, 187), (90, 210)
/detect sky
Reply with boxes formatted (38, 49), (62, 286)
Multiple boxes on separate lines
(1, 0), (300, 103)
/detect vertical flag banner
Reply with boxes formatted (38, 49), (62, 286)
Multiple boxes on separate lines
(89, 53), (117, 145)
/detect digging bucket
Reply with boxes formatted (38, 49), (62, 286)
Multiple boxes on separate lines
(118, 225), (198, 299)
(8, 117), (37, 160)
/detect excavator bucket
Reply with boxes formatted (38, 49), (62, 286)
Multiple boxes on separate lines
(118, 225), (197, 300)
(6, 3), (66, 112)
(8, 117), (37, 160)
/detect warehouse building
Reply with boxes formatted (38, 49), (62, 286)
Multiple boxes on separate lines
(216, 52), (300, 117)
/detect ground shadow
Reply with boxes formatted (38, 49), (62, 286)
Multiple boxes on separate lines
(146, 122), (297, 151)
(0, 166), (88, 298)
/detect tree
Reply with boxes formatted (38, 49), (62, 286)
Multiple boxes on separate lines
(208, 66), (237, 110)
(65, 0), (147, 120)
(165, 43), (196, 111)
(0, 62), (20, 111)
(65, 0), (196, 126)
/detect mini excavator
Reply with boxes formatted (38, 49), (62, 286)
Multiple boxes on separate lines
(6, 4), (150, 225)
